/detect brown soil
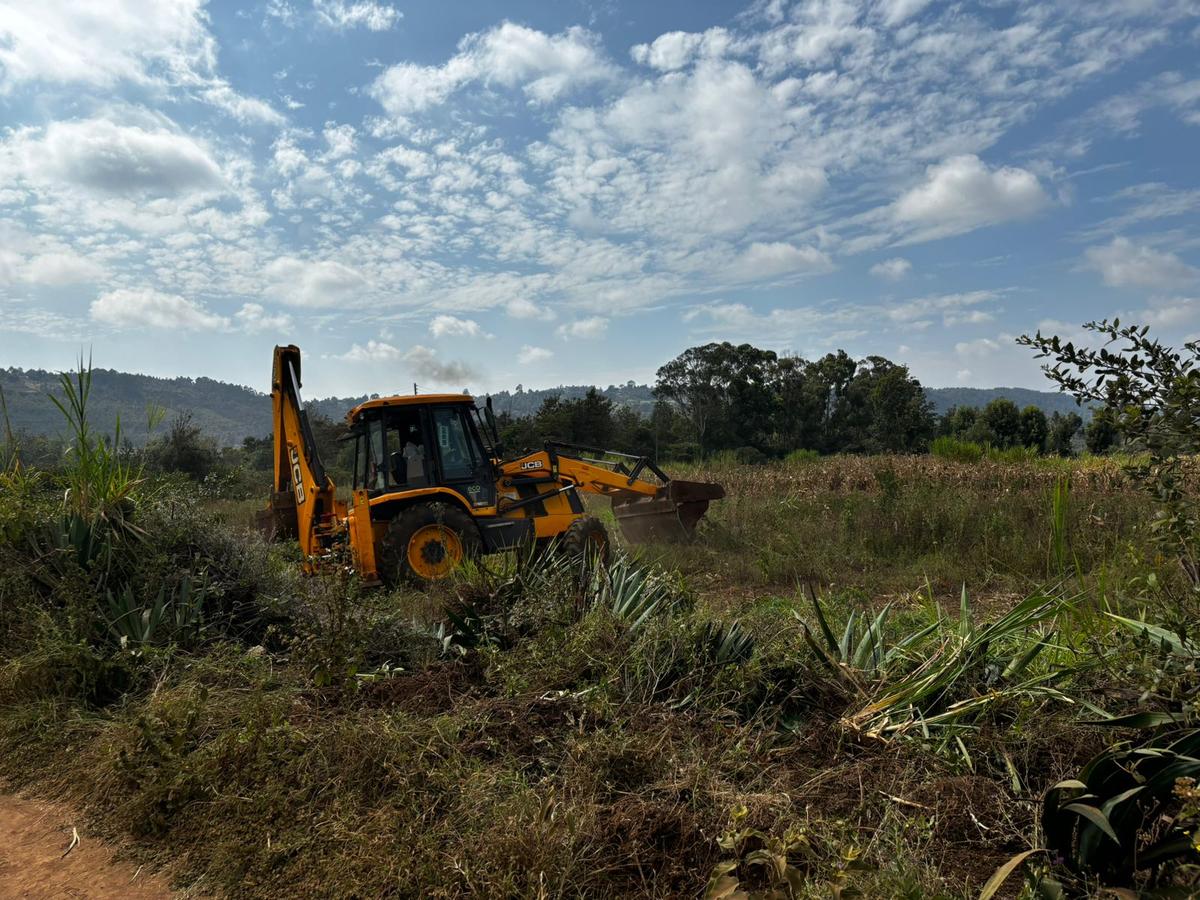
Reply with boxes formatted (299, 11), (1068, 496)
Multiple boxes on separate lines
(0, 793), (173, 899)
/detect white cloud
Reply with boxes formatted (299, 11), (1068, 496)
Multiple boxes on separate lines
(313, 0), (400, 31)
(263, 257), (367, 307)
(629, 28), (731, 71)
(234, 302), (292, 334)
(893, 155), (1048, 241)
(201, 84), (285, 125)
(339, 339), (403, 363)
(0, 0), (211, 91)
(1133, 297), (1200, 329)
(429, 314), (489, 338)
(370, 22), (615, 115)
(955, 337), (1002, 357)
(0, 1), (282, 125)
(17, 119), (225, 198)
(1084, 237), (1198, 289)
(556, 316), (609, 339)
(506, 297), (556, 321)
(877, 0), (934, 27)
(338, 342), (475, 385)
(91, 288), (228, 331)
(21, 251), (105, 285)
(727, 242), (834, 280)
(870, 257), (912, 281)
(517, 345), (553, 365)
(323, 123), (357, 160)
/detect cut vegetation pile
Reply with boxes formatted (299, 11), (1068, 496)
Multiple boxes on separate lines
(1, 357), (1197, 898)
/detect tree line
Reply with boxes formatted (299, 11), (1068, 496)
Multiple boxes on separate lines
(499, 342), (1108, 461)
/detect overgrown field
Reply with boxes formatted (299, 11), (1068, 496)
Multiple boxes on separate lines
(2, 442), (1198, 897)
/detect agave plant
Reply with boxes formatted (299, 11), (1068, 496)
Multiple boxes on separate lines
(695, 620), (756, 668)
(850, 587), (1067, 737)
(982, 728), (1200, 899)
(593, 553), (684, 632)
(105, 574), (209, 648)
(1043, 728), (1200, 885)
(49, 356), (162, 537)
(796, 593), (940, 692)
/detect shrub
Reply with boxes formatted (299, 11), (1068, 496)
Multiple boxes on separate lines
(929, 436), (983, 463)
(784, 448), (820, 464)
(734, 446), (768, 465)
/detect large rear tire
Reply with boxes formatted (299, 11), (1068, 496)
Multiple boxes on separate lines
(379, 502), (481, 586)
(561, 516), (611, 567)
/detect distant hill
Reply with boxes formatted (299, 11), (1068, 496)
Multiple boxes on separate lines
(0, 368), (269, 447)
(1, 367), (1083, 447)
(924, 386), (1086, 418)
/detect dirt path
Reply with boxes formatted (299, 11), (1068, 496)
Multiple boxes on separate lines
(0, 793), (173, 899)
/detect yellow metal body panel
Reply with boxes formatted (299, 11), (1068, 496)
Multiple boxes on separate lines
(346, 393), (474, 423)
(366, 486), (496, 517)
(348, 490), (379, 583)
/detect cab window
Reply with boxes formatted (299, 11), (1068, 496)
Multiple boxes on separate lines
(364, 417), (386, 491)
(432, 407), (480, 481)
(386, 408), (429, 488)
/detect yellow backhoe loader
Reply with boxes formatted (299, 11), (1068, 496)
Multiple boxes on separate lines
(260, 345), (724, 585)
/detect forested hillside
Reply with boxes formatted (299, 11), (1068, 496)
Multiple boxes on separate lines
(2, 365), (1078, 447)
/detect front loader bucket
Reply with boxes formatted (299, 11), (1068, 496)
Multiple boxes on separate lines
(255, 491), (298, 541)
(612, 479), (725, 543)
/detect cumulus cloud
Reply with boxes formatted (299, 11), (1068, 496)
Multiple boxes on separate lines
(263, 257), (367, 307)
(727, 242), (834, 281)
(629, 28), (731, 70)
(313, 0), (400, 31)
(1084, 237), (1198, 289)
(0, 1), (281, 125)
(20, 251), (105, 285)
(517, 345), (553, 365)
(370, 22), (615, 115)
(429, 314), (489, 338)
(0, 0), (210, 91)
(892, 155), (1048, 241)
(506, 297), (556, 321)
(15, 119), (225, 198)
(234, 302), (292, 334)
(870, 258), (912, 281)
(338, 342), (475, 385)
(91, 288), (228, 331)
(556, 317), (608, 339)
(339, 339), (403, 363)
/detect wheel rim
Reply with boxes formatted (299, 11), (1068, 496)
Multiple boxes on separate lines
(407, 524), (464, 580)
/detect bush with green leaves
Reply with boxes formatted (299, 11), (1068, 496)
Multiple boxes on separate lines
(1020, 319), (1199, 589)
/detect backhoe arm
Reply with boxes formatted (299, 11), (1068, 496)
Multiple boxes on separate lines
(267, 345), (338, 557)
(497, 444), (723, 542)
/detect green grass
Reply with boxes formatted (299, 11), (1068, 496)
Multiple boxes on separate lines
(0, 448), (1197, 898)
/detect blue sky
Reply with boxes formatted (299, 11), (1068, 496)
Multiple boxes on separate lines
(1, 0), (1198, 399)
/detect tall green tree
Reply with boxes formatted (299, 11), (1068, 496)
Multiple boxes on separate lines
(1046, 411), (1083, 456)
(980, 398), (1022, 448)
(1085, 408), (1119, 455)
(654, 342), (778, 454)
(1018, 405), (1049, 451)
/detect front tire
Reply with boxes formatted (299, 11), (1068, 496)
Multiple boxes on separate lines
(561, 516), (611, 567)
(379, 502), (481, 585)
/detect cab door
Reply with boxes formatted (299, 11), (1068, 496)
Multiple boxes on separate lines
(429, 405), (496, 510)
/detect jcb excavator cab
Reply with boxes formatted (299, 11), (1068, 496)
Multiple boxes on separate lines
(347, 397), (496, 509)
(263, 344), (724, 586)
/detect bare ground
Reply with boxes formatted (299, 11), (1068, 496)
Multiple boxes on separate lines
(0, 793), (172, 900)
